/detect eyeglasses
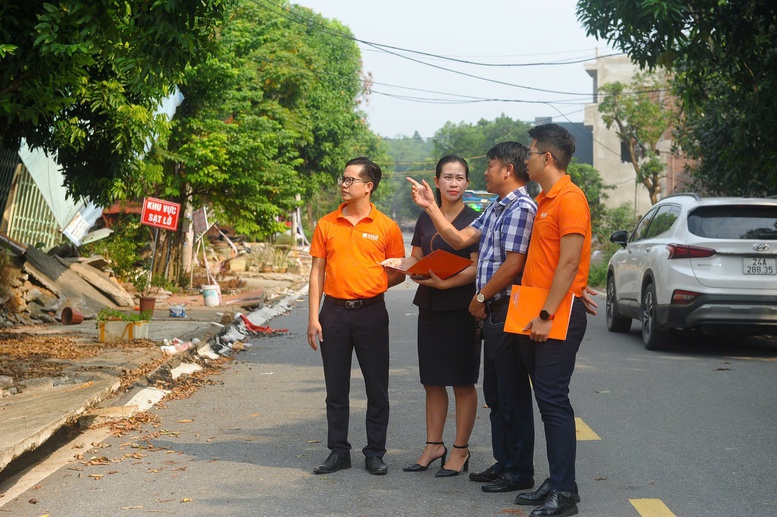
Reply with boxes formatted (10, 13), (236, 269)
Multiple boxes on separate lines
(337, 176), (370, 187)
(527, 150), (556, 160)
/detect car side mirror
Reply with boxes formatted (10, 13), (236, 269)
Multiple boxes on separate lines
(610, 230), (629, 248)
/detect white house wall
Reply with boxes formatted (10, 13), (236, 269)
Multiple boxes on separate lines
(584, 55), (654, 217)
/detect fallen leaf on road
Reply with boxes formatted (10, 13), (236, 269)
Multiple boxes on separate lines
(181, 498), (192, 503)
(120, 506), (144, 510)
(89, 474), (104, 480)
(178, 419), (193, 423)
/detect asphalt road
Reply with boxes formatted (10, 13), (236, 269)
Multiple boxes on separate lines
(1, 281), (776, 516)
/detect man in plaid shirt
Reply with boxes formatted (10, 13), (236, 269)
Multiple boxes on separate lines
(408, 141), (538, 494)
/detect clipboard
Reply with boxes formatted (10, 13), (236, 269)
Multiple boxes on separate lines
(504, 285), (575, 340)
(389, 249), (473, 280)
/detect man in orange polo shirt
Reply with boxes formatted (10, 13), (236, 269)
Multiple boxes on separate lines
(512, 124), (591, 517)
(307, 157), (406, 476)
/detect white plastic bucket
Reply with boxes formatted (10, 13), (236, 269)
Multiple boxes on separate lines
(202, 284), (220, 307)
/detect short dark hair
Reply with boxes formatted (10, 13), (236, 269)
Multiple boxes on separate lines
(486, 141), (529, 183)
(345, 156), (382, 193)
(528, 123), (576, 170)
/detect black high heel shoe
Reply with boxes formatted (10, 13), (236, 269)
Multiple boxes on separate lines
(435, 443), (470, 477)
(402, 441), (447, 472)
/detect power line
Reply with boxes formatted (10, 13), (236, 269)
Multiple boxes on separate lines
(250, 0), (602, 96)
(251, 0), (670, 101)
(245, 0), (658, 165)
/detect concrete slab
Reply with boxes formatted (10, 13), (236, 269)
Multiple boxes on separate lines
(0, 378), (119, 472)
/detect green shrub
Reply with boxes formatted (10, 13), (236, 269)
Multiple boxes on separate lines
(81, 213), (148, 283)
(588, 202), (639, 289)
(588, 263), (608, 289)
(96, 307), (151, 322)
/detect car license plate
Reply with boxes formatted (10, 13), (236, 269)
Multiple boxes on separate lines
(743, 257), (776, 275)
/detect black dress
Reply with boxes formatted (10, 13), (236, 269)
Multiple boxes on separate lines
(411, 206), (481, 386)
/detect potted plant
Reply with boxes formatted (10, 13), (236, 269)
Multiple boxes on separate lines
(274, 245), (290, 273)
(132, 272), (156, 314)
(96, 307), (151, 342)
(260, 244), (275, 273)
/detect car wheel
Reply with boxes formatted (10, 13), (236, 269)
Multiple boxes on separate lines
(606, 275), (631, 333)
(641, 282), (671, 350)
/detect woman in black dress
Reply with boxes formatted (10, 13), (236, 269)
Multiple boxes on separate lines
(385, 155), (480, 477)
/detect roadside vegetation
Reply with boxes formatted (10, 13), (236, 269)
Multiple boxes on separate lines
(3, 0), (774, 292)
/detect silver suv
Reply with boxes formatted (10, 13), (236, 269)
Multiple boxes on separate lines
(606, 193), (777, 350)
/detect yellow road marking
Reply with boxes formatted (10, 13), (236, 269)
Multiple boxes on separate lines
(575, 417), (601, 440)
(630, 498), (677, 516)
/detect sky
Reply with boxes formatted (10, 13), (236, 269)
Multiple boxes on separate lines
(294, 0), (618, 139)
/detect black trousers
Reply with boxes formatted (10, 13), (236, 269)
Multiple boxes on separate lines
(319, 298), (390, 459)
(481, 301), (535, 481)
(517, 299), (588, 493)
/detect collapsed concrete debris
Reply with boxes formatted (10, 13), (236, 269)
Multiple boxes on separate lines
(1, 246), (132, 327)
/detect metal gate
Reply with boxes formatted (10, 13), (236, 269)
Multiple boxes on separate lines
(0, 149), (62, 251)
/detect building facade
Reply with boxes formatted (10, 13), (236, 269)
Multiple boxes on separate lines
(584, 54), (692, 216)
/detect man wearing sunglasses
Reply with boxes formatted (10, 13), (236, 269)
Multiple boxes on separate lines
(308, 157), (406, 477)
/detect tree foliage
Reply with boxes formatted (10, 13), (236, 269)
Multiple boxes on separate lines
(381, 133), (434, 223)
(568, 159), (611, 234)
(577, 0), (777, 196)
(0, 0), (233, 203)
(597, 72), (676, 204)
(144, 0), (380, 264)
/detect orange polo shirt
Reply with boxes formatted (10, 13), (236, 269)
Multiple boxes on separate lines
(311, 202), (405, 299)
(522, 175), (591, 297)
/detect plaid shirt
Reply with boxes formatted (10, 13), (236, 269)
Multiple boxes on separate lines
(470, 186), (536, 302)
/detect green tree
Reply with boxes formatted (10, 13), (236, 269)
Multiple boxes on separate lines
(577, 0), (777, 196)
(292, 6), (377, 225)
(382, 132), (434, 223)
(597, 72), (676, 204)
(143, 0), (381, 281)
(567, 159), (611, 235)
(0, 0), (233, 203)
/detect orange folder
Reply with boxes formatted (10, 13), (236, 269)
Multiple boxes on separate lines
(504, 285), (575, 340)
(390, 249), (473, 280)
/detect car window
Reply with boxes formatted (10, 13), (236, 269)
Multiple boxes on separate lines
(463, 190), (497, 213)
(630, 207), (658, 242)
(643, 204), (681, 239)
(687, 205), (777, 239)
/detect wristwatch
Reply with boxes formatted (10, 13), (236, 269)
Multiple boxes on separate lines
(539, 309), (554, 321)
(476, 292), (486, 304)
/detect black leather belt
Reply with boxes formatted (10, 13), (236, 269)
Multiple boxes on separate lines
(325, 293), (384, 309)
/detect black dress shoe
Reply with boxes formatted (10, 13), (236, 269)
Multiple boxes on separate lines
(529, 490), (579, 517)
(515, 478), (581, 506)
(365, 456), (388, 475)
(313, 452), (351, 474)
(469, 465), (500, 482)
(481, 473), (535, 493)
